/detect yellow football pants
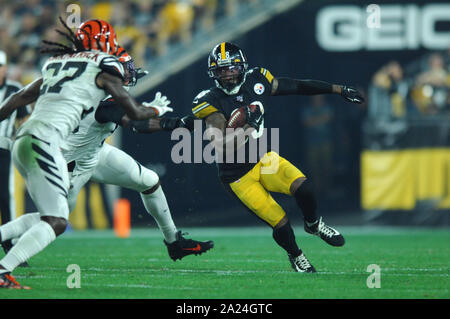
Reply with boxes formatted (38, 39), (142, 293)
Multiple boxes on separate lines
(228, 152), (306, 227)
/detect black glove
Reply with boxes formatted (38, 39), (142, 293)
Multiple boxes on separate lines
(160, 117), (181, 131)
(245, 105), (263, 129)
(160, 116), (196, 131)
(341, 86), (365, 104)
(179, 115), (196, 131)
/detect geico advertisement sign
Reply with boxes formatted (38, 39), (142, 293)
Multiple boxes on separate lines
(316, 4), (450, 51)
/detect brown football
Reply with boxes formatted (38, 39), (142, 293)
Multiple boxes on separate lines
(227, 105), (259, 128)
(227, 107), (246, 128)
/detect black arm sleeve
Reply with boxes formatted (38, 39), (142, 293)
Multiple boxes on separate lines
(159, 117), (182, 131)
(127, 117), (179, 133)
(129, 115), (196, 133)
(94, 99), (126, 124)
(129, 119), (151, 132)
(273, 78), (334, 96)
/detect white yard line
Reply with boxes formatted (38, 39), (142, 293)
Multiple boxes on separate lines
(16, 266), (448, 278)
(60, 227), (450, 240)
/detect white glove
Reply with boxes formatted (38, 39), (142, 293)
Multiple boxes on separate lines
(142, 92), (173, 117)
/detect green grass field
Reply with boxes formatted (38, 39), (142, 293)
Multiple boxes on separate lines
(0, 226), (448, 299)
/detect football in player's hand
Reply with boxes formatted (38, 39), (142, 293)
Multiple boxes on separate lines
(227, 103), (263, 128)
(227, 106), (246, 128)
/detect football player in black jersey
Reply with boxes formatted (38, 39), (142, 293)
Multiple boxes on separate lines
(48, 41), (364, 273)
(191, 42), (364, 273)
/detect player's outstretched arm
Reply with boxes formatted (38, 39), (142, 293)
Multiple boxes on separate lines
(96, 72), (172, 120)
(271, 77), (365, 104)
(95, 94), (191, 133)
(0, 78), (42, 121)
(129, 115), (196, 133)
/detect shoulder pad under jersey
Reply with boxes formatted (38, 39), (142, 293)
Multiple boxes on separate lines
(99, 55), (125, 80)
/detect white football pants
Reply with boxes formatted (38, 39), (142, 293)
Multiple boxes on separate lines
(67, 143), (159, 211)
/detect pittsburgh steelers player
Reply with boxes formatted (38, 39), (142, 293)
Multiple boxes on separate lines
(191, 42), (364, 273)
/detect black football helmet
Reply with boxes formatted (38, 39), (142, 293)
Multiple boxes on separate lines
(208, 42), (248, 95)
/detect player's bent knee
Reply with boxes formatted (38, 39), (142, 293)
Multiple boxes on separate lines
(273, 216), (289, 229)
(142, 180), (161, 195)
(41, 216), (68, 237)
(135, 167), (159, 193)
(289, 177), (307, 195)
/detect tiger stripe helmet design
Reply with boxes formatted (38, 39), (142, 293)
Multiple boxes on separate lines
(115, 45), (131, 63)
(114, 45), (139, 86)
(75, 20), (118, 54)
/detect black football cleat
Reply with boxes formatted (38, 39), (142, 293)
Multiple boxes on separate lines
(0, 272), (31, 289)
(288, 253), (316, 273)
(164, 231), (214, 261)
(304, 217), (345, 247)
(18, 261), (30, 268)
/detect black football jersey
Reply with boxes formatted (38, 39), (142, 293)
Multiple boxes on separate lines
(192, 67), (275, 183)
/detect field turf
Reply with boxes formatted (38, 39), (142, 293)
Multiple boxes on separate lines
(0, 226), (448, 299)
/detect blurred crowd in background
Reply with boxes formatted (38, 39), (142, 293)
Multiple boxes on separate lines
(368, 49), (450, 122)
(300, 49), (449, 197)
(2, 0), (447, 118)
(0, 0), (260, 84)
(0, 0), (448, 202)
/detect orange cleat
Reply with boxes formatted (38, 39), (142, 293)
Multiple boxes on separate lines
(0, 273), (31, 290)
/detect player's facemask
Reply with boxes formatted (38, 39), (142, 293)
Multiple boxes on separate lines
(122, 59), (137, 86)
(211, 64), (246, 95)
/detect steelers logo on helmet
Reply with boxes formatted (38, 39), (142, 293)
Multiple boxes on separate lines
(208, 42), (248, 95)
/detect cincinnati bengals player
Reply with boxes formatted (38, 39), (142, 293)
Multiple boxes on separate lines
(0, 47), (213, 272)
(191, 42), (364, 273)
(0, 19), (172, 289)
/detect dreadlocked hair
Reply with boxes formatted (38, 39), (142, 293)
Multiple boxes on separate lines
(40, 17), (89, 56)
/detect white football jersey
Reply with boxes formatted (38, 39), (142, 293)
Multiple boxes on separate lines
(18, 50), (124, 141)
(61, 99), (118, 164)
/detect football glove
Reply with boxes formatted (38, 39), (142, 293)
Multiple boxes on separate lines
(244, 104), (263, 129)
(179, 115), (196, 131)
(160, 115), (196, 131)
(160, 117), (179, 131)
(142, 92), (173, 117)
(341, 86), (365, 104)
